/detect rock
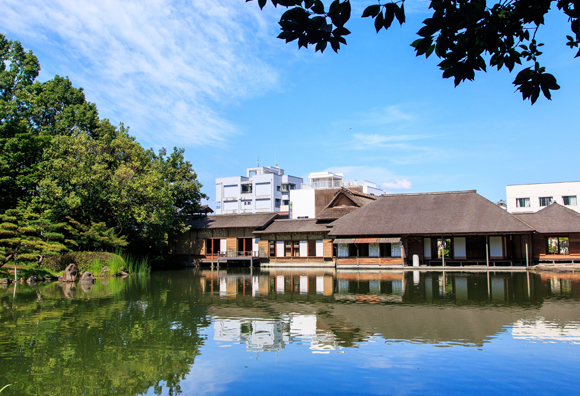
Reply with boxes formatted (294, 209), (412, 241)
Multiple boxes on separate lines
(120, 267), (129, 274)
(0, 278), (10, 285)
(63, 264), (79, 282)
(26, 275), (42, 285)
(57, 276), (64, 282)
(101, 266), (110, 276)
(44, 276), (58, 282)
(80, 272), (96, 283)
(118, 271), (129, 277)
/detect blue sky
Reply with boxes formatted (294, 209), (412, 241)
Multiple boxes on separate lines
(2, 0), (579, 207)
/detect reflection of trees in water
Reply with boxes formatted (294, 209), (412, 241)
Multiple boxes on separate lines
(0, 274), (210, 395)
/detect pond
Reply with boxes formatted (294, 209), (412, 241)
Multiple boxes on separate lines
(0, 269), (579, 395)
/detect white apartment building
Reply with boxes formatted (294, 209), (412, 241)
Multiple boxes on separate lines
(215, 166), (303, 215)
(289, 171), (383, 219)
(506, 181), (580, 213)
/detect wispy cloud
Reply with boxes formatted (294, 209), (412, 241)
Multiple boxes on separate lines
(382, 179), (412, 190)
(1, 0), (283, 147)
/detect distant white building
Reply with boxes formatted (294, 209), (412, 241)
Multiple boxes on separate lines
(215, 166), (303, 215)
(506, 182), (580, 213)
(289, 171), (383, 219)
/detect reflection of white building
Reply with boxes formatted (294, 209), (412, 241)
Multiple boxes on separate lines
(214, 318), (287, 351)
(213, 315), (339, 352)
(512, 319), (580, 344)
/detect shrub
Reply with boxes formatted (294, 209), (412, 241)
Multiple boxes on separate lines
(43, 252), (125, 274)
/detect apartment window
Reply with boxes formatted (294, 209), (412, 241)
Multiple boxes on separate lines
(563, 196), (577, 206)
(539, 197), (553, 207)
(516, 198), (530, 208)
(547, 237), (569, 255)
(275, 199), (281, 207)
(277, 185), (281, 192)
(243, 201), (251, 206)
(241, 184), (252, 194)
(283, 200), (289, 205)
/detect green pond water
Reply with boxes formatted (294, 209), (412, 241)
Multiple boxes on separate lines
(0, 268), (579, 395)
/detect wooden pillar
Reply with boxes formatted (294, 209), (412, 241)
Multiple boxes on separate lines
(441, 237), (445, 267)
(525, 235), (529, 267)
(486, 235), (489, 267)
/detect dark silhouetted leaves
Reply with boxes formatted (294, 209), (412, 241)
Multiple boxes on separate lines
(247, 0), (578, 103)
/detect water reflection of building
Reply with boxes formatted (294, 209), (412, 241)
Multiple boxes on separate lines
(213, 314), (339, 352)
(204, 270), (580, 349)
(512, 319), (580, 344)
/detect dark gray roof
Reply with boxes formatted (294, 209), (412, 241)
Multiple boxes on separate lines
(328, 190), (533, 236)
(514, 203), (580, 233)
(316, 188), (378, 220)
(187, 213), (277, 229)
(255, 219), (330, 234)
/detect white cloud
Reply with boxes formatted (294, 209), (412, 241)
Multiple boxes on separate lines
(382, 179), (412, 190)
(1, 0), (283, 147)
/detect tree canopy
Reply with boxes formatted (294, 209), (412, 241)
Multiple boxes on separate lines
(0, 33), (206, 260)
(248, 0), (579, 103)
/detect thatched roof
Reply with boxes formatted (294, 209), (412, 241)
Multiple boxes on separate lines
(328, 190), (533, 236)
(316, 188), (378, 220)
(514, 203), (580, 234)
(187, 213), (277, 230)
(255, 219), (330, 234)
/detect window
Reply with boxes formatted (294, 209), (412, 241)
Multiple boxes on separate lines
(516, 198), (530, 208)
(243, 201), (252, 206)
(283, 200), (289, 205)
(563, 196), (577, 206)
(241, 184), (252, 194)
(269, 241), (276, 257)
(275, 199), (281, 207)
(277, 185), (281, 192)
(547, 237), (569, 255)
(206, 239), (219, 254)
(539, 196), (553, 207)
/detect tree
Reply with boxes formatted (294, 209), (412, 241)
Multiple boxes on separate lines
(248, 0), (579, 103)
(0, 208), (67, 269)
(35, 120), (206, 255)
(0, 33), (99, 212)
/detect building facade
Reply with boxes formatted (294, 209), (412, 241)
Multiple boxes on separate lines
(215, 166), (303, 215)
(506, 182), (580, 213)
(288, 171), (383, 219)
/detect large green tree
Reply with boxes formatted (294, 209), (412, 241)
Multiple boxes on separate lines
(1, 32), (206, 255)
(249, 0), (579, 103)
(35, 121), (205, 255)
(0, 34), (99, 212)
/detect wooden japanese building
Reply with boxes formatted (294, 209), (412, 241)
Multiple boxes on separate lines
(171, 213), (277, 264)
(328, 190), (535, 268)
(514, 203), (580, 263)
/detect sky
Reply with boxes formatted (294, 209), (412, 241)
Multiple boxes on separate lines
(2, 0), (579, 208)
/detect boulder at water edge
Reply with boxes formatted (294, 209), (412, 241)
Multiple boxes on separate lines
(0, 278), (10, 285)
(80, 272), (96, 283)
(26, 275), (42, 285)
(63, 264), (79, 282)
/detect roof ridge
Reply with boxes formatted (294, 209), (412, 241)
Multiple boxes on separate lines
(380, 190), (477, 197)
